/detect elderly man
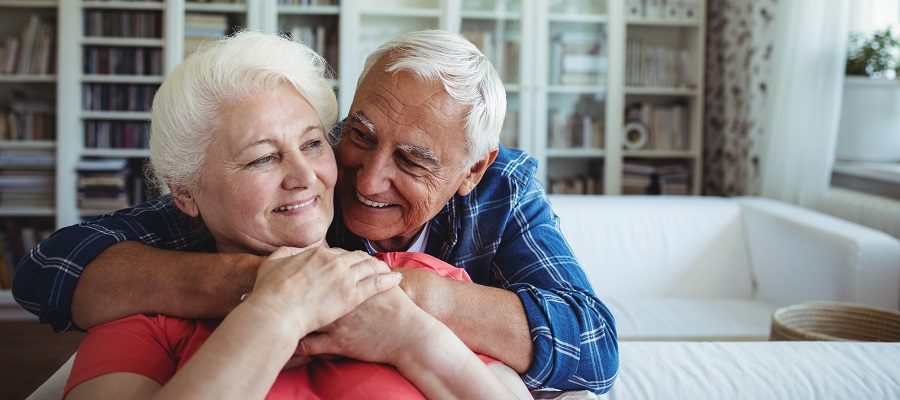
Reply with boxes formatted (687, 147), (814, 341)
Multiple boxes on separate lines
(13, 30), (617, 393)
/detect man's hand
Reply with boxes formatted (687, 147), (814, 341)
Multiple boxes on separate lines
(393, 268), (453, 320)
(294, 287), (441, 365)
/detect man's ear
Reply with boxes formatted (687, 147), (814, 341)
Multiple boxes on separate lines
(169, 183), (200, 218)
(457, 147), (499, 196)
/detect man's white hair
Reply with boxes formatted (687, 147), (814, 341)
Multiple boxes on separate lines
(358, 29), (506, 167)
(149, 31), (337, 195)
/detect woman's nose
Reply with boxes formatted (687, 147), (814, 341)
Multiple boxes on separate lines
(281, 152), (316, 190)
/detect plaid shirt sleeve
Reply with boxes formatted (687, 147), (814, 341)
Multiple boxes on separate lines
(496, 179), (619, 393)
(12, 195), (211, 332)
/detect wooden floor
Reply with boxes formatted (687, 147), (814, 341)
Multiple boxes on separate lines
(0, 320), (84, 400)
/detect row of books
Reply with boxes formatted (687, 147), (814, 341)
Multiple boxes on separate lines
(622, 161), (690, 195)
(626, 39), (692, 88)
(548, 93), (606, 150)
(285, 24), (338, 70)
(0, 100), (56, 141)
(549, 175), (603, 195)
(85, 121), (150, 149)
(77, 158), (148, 210)
(84, 10), (163, 39)
(549, 31), (606, 85)
(0, 15), (54, 75)
(0, 152), (55, 209)
(500, 109), (518, 148)
(84, 46), (164, 76)
(627, 0), (702, 21)
(0, 223), (54, 289)
(184, 13), (233, 59)
(548, 112), (604, 149)
(461, 30), (520, 83)
(624, 102), (690, 150)
(82, 83), (159, 112)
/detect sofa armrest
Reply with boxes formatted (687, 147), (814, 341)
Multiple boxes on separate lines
(26, 353), (74, 400)
(737, 197), (900, 309)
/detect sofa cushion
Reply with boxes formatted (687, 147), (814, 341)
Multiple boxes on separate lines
(548, 196), (755, 298)
(605, 297), (777, 340)
(600, 341), (900, 399)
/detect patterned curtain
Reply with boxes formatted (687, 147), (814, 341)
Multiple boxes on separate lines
(703, 0), (778, 196)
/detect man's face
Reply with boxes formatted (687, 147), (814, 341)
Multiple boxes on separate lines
(335, 61), (474, 251)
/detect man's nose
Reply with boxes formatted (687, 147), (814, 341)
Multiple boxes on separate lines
(354, 152), (392, 195)
(282, 152), (316, 190)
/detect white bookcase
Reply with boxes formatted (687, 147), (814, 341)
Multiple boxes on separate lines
(0, 0), (706, 310)
(0, 0), (59, 313)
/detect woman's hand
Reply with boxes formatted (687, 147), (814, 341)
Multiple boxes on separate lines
(294, 286), (440, 365)
(243, 246), (402, 339)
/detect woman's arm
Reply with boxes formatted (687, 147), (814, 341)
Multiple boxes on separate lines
(67, 247), (401, 400)
(297, 287), (531, 399)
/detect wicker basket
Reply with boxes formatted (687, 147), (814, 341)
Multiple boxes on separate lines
(770, 301), (900, 341)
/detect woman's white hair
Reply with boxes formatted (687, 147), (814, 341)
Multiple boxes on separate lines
(358, 30), (506, 167)
(149, 30), (337, 195)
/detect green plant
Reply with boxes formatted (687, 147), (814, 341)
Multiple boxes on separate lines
(846, 28), (900, 79)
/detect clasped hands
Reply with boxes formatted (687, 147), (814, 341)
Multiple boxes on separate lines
(244, 246), (449, 369)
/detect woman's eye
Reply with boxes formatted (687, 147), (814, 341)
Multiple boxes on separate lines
(249, 155), (276, 167)
(302, 139), (323, 151)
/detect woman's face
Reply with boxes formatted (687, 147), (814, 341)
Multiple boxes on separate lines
(174, 84), (337, 254)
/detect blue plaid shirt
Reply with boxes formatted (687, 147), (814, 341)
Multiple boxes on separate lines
(13, 145), (618, 393)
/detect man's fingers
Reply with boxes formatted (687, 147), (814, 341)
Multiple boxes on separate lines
(296, 333), (332, 356)
(357, 272), (402, 295)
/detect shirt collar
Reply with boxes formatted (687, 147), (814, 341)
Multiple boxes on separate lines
(363, 221), (431, 254)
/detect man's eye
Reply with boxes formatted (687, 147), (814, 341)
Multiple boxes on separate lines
(398, 156), (421, 169)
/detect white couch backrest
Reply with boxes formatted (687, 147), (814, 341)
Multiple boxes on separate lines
(547, 195), (755, 298)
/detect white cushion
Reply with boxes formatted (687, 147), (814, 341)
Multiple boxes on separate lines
(601, 342), (900, 400)
(605, 297), (777, 340)
(549, 195), (754, 298)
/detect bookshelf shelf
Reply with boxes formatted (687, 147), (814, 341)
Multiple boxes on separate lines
(359, 8), (441, 18)
(548, 85), (605, 94)
(624, 150), (697, 158)
(278, 4), (340, 15)
(546, 148), (606, 158)
(81, 148), (150, 158)
(0, 207), (56, 217)
(0, 141), (55, 149)
(548, 13), (608, 23)
(81, 74), (165, 84)
(81, 37), (165, 47)
(627, 18), (702, 28)
(184, 2), (248, 13)
(80, 111), (152, 120)
(0, 0), (56, 7)
(460, 10), (521, 21)
(625, 86), (699, 96)
(81, 1), (164, 11)
(0, 74), (55, 83)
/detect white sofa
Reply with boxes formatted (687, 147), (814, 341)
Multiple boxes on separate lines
(548, 195), (900, 340)
(29, 195), (900, 399)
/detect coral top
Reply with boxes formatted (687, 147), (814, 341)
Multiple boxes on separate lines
(64, 252), (497, 399)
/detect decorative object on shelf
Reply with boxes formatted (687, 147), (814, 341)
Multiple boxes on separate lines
(622, 121), (649, 150)
(837, 28), (900, 162)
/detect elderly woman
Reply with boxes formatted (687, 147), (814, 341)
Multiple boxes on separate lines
(63, 32), (530, 400)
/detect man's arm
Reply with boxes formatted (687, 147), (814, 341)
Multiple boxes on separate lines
(401, 166), (618, 393)
(12, 196), (254, 331)
(71, 241), (261, 329)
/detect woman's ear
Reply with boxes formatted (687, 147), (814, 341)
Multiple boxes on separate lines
(169, 182), (200, 217)
(456, 147), (499, 197)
